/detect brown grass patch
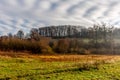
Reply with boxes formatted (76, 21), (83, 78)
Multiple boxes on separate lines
(0, 51), (120, 62)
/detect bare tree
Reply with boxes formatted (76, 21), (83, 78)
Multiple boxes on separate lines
(30, 28), (40, 41)
(8, 33), (13, 38)
(16, 30), (24, 39)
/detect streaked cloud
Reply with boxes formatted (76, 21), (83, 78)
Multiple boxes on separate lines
(0, 0), (120, 35)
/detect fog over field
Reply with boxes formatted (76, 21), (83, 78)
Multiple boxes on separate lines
(0, 0), (120, 35)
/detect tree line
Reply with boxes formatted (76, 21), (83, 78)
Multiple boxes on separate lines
(0, 23), (120, 54)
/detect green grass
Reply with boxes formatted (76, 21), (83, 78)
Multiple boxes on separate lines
(0, 56), (120, 80)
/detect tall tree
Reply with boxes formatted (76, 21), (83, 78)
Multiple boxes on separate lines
(16, 30), (24, 39)
(8, 33), (13, 38)
(30, 28), (40, 41)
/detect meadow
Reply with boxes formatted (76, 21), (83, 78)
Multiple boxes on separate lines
(0, 52), (120, 80)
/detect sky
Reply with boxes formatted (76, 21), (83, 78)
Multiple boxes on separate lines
(0, 0), (120, 35)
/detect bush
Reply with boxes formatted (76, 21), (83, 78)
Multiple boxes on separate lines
(0, 37), (56, 54)
(55, 39), (69, 53)
(77, 48), (89, 55)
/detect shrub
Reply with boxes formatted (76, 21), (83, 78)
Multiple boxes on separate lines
(77, 48), (89, 55)
(56, 39), (69, 53)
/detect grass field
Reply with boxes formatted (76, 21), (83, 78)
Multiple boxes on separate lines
(0, 52), (120, 80)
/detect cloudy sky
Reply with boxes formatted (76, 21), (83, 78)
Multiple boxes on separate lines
(0, 0), (120, 35)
